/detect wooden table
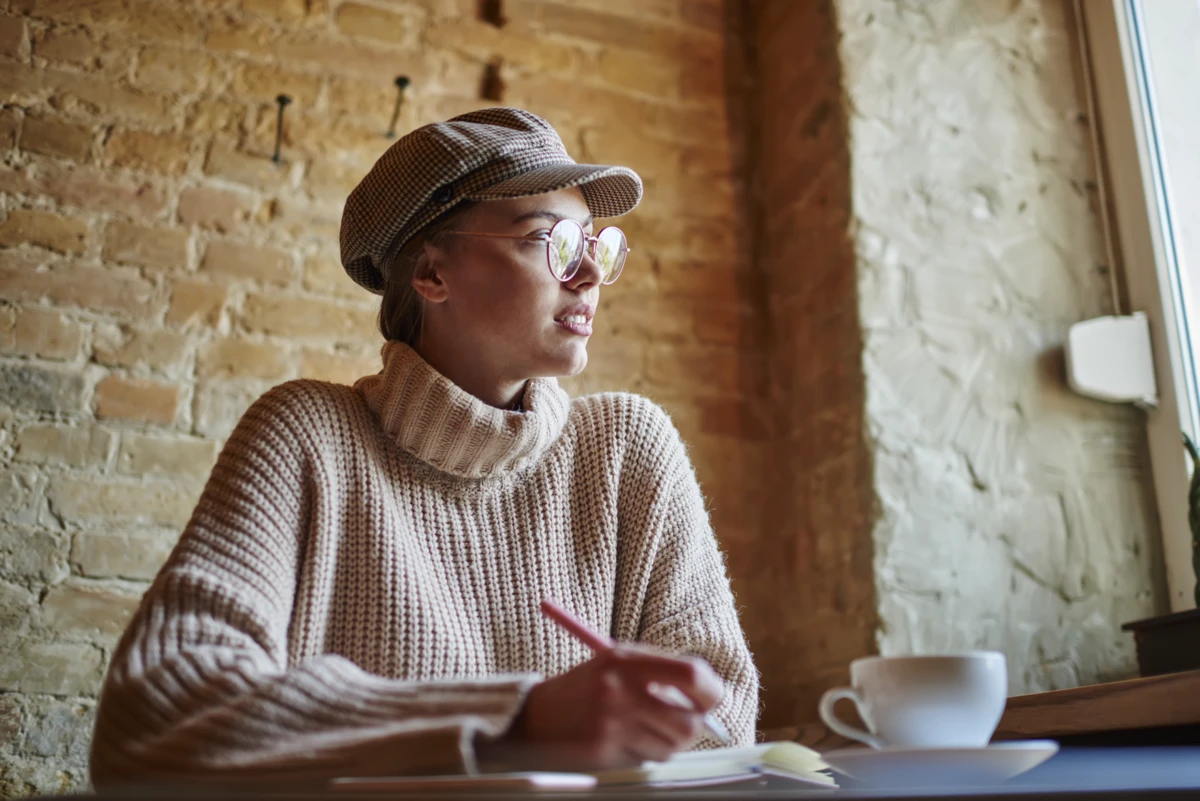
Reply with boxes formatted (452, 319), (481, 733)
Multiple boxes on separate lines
(774, 669), (1200, 750)
(993, 669), (1200, 746)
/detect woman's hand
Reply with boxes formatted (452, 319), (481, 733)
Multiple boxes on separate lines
(479, 645), (724, 772)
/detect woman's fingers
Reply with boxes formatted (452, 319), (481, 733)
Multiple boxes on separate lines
(604, 647), (724, 712)
(630, 697), (704, 747)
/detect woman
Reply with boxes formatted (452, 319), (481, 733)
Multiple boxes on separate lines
(90, 108), (758, 785)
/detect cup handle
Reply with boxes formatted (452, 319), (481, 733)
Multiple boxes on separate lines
(818, 687), (886, 750)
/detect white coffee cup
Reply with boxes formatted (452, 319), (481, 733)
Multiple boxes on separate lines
(818, 652), (1007, 750)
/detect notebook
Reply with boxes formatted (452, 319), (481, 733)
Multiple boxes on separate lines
(590, 741), (837, 790)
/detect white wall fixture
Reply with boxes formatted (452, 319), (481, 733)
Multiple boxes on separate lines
(1066, 312), (1159, 409)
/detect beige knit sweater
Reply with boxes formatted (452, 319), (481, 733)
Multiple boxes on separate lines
(90, 341), (759, 786)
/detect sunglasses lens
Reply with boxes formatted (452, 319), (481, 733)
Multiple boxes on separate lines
(595, 227), (627, 284)
(548, 220), (584, 280)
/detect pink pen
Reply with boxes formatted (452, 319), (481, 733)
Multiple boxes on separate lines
(539, 598), (731, 746)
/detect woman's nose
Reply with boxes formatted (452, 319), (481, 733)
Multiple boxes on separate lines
(567, 244), (603, 287)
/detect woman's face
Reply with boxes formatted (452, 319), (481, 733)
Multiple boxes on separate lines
(421, 187), (603, 381)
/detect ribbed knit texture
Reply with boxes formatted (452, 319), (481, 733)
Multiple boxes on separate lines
(90, 341), (759, 787)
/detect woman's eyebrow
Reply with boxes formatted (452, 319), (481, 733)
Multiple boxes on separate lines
(512, 210), (594, 227)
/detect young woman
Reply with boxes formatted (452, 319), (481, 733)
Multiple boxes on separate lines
(90, 108), (759, 785)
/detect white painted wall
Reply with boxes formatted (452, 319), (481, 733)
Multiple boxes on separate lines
(836, 0), (1167, 692)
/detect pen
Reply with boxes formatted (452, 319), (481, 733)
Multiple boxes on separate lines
(539, 597), (732, 746)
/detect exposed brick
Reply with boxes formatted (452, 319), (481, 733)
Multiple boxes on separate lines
(197, 337), (290, 379)
(250, 109), (381, 162)
(20, 697), (96, 762)
(48, 476), (199, 527)
(0, 58), (41, 100)
(259, 195), (340, 238)
(0, 641), (102, 695)
(93, 375), (178, 424)
(118, 432), (217, 478)
(204, 145), (287, 190)
(0, 468), (42, 528)
(92, 324), (189, 372)
(304, 158), (367, 199)
(645, 343), (742, 394)
(185, 99), (247, 138)
(14, 424), (114, 468)
(33, 162), (167, 217)
(241, 293), (378, 342)
(322, 77), (396, 125)
(275, 29), (423, 77)
(0, 251), (159, 320)
(33, 64), (170, 122)
(192, 378), (272, 439)
(0, 693), (19, 746)
(0, 362), (84, 413)
(41, 580), (140, 640)
(593, 292), (691, 343)
(232, 63), (322, 108)
(597, 49), (685, 99)
(0, 164), (34, 197)
(0, 107), (19, 150)
(104, 128), (190, 175)
(303, 251), (362, 298)
(0, 305), (85, 360)
(31, 26), (98, 67)
(300, 346), (378, 385)
(243, 0), (316, 20)
(201, 239), (292, 285)
(0, 209), (88, 254)
(334, 3), (419, 46)
(165, 278), (227, 328)
(511, 0), (715, 54)
(19, 114), (93, 162)
(204, 13), (274, 56)
(0, 579), (36, 640)
(71, 528), (175, 580)
(423, 20), (579, 75)
(16, 0), (202, 45)
(0, 521), (63, 579)
(177, 186), (252, 233)
(0, 14), (28, 60)
(134, 46), (212, 94)
(102, 221), (189, 270)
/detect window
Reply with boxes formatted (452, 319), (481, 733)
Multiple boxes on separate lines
(1080, 0), (1200, 610)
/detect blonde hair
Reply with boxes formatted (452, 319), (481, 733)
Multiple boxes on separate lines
(378, 202), (478, 345)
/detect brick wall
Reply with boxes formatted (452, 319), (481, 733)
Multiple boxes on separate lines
(0, 0), (767, 793)
(735, 0), (878, 731)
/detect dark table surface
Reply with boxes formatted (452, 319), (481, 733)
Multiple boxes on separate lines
(45, 746), (1200, 801)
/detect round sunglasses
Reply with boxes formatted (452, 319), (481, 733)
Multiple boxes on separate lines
(443, 218), (629, 285)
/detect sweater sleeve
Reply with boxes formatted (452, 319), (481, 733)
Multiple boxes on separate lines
(624, 403), (761, 748)
(89, 385), (539, 788)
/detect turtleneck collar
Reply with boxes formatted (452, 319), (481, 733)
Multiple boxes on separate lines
(353, 341), (571, 480)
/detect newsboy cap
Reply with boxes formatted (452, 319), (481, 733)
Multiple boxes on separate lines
(339, 107), (643, 294)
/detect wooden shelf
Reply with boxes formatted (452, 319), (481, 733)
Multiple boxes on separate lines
(776, 670), (1200, 750)
(994, 669), (1200, 739)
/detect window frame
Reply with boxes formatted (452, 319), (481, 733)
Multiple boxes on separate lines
(1078, 0), (1197, 611)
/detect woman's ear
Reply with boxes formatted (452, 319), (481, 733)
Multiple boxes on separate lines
(411, 243), (450, 303)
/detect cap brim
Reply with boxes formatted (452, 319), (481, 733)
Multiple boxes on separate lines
(464, 163), (643, 218)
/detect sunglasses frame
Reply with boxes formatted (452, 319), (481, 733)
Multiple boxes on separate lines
(443, 218), (630, 285)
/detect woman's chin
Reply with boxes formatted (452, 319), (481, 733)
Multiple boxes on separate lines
(540, 342), (589, 378)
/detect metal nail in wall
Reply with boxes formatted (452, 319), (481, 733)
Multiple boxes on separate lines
(268, 75), (412, 164)
(386, 76), (410, 139)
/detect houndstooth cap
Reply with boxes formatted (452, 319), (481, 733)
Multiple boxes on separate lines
(340, 107), (643, 294)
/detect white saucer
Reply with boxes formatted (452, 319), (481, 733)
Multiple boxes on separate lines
(822, 740), (1060, 788)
